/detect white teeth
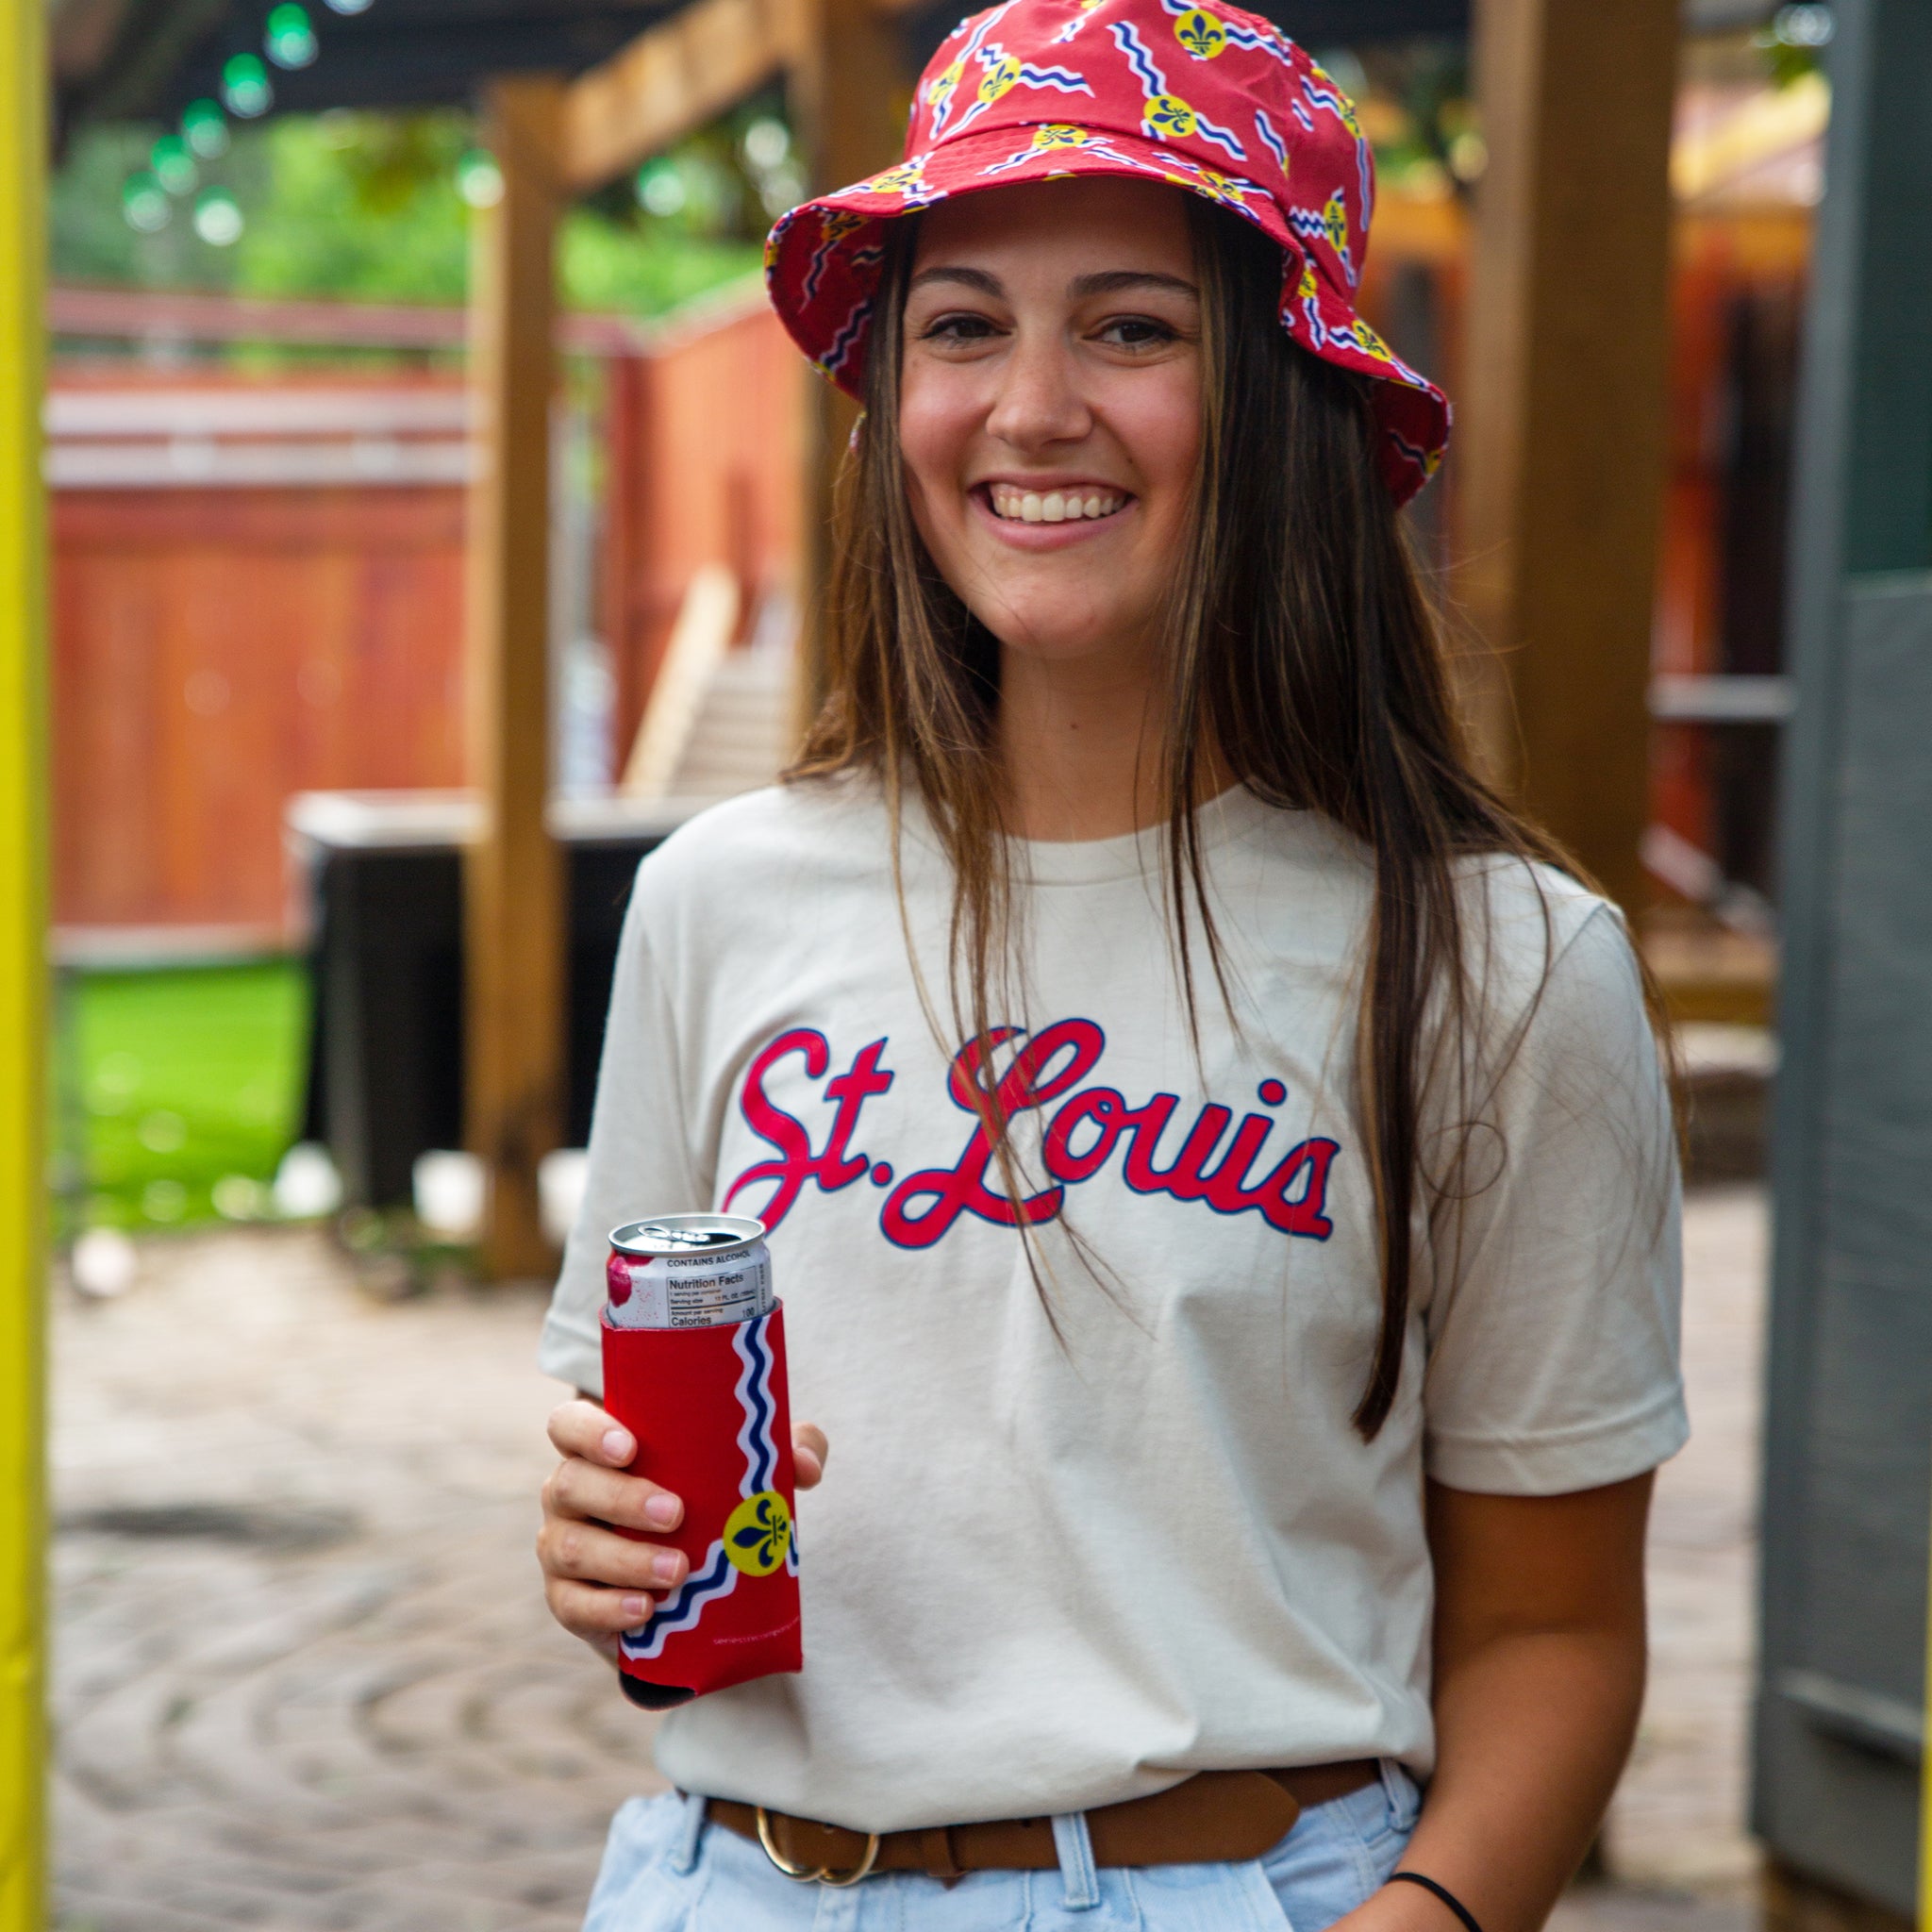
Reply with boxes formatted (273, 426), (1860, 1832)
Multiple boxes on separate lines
(987, 484), (1125, 523)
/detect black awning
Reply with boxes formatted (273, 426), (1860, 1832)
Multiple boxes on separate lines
(58, 0), (680, 137)
(59, 0), (1478, 142)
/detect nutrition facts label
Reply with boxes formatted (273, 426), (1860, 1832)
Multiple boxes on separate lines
(662, 1261), (770, 1327)
(608, 1254), (774, 1329)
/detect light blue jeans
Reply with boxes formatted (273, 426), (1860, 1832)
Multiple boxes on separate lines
(583, 1766), (1421, 1931)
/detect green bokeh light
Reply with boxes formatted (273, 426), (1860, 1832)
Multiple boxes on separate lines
(193, 187), (246, 246)
(120, 172), (170, 232)
(149, 134), (196, 195)
(182, 98), (230, 158)
(456, 147), (504, 208)
(222, 53), (274, 116)
(265, 3), (320, 69)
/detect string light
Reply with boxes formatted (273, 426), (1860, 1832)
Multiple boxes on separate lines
(182, 98), (230, 158)
(457, 148), (504, 208)
(1772, 3), (1833, 45)
(118, 4), (375, 242)
(193, 188), (246, 246)
(149, 134), (197, 194)
(221, 53), (274, 116)
(264, 4), (320, 69)
(122, 173), (170, 232)
(637, 159), (686, 216)
(741, 119), (789, 172)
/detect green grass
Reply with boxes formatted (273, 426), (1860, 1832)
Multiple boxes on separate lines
(55, 960), (310, 1234)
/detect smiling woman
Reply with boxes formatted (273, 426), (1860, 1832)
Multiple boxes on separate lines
(531, 2), (1687, 1928)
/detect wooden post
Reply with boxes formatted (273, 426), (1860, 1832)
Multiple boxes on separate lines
(465, 77), (565, 1279)
(1457, 0), (1680, 912)
(0, 0), (46, 1918)
(791, 0), (909, 719)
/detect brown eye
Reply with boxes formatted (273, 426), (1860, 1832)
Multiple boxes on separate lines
(920, 312), (1001, 342)
(1097, 316), (1178, 349)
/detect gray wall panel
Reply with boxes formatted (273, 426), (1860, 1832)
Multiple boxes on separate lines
(1754, 0), (1932, 1898)
(1805, 581), (1932, 1709)
(1758, 580), (1932, 1910)
(1754, 1696), (1920, 1910)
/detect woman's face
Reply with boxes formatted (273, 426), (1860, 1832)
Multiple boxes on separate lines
(897, 176), (1203, 671)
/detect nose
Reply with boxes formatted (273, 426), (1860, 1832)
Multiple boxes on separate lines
(984, 331), (1092, 454)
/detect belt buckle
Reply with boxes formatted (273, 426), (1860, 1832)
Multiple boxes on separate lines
(756, 1806), (882, 1887)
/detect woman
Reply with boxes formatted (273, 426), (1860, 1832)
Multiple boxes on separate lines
(536, 2), (1687, 1926)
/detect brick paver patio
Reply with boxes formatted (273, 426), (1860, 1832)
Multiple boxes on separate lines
(52, 1186), (1769, 1930)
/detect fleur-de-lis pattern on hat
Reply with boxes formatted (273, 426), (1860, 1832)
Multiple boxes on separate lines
(764, 0), (1450, 502)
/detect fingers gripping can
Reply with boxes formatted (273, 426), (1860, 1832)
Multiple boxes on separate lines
(601, 1215), (802, 1709)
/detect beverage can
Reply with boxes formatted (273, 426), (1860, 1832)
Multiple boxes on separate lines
(606, 1214), (773, 1330)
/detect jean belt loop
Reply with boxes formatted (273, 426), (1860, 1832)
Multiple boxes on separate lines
(670, 1790), (708, 1874)
(1050, 1811), (1102, 1910)
(1377, 1757), (1417, 1827)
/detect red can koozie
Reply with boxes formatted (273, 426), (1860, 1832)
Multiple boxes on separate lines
(601, 1302), (803, 1706)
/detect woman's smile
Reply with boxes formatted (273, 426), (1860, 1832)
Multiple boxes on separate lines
(972, 476), (1135, 546)
(981, 480), (1131, 524)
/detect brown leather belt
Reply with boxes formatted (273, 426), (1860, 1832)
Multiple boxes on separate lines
(708, 1761), (1379, 1886)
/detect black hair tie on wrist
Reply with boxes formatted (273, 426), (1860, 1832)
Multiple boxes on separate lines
(1390, 1872), (1485, 1932)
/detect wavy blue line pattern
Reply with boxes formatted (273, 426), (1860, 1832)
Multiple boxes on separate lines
(623, 1541), (738, 1659)
(733, 1316), (778, 1498)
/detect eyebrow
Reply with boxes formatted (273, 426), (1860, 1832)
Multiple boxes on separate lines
(908, 265), (1004, 296)
(1070, 269), (1198, 299)
(908, 265), (1199, 300)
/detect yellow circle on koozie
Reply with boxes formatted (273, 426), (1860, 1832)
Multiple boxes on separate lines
(724, 1491), (792, 1576)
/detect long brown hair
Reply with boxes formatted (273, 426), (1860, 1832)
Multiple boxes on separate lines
(791, 194), (1670, 1438)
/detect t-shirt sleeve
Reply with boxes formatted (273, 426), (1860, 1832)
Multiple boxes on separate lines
(1421, 900), (1689, 1494)
(538, 868), (708, 1397)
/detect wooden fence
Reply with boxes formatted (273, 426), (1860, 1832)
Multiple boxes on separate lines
(49, 375), (470, 944)
(48, 287), (807, 946)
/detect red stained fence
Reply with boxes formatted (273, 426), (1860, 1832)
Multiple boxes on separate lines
(49, 289), (808, 944)
(602, 299), (808, 761)
(50, 375), (470, 941)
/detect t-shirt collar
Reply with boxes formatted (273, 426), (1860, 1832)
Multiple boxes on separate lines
(897, 784), (1285, 886)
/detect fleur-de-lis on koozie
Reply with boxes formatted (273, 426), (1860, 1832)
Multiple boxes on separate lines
(724, 1490), (792, 1576)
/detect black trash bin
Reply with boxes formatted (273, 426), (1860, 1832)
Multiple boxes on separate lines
(288, 791), (695, 1211)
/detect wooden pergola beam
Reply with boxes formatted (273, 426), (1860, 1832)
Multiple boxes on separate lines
(1457, 0), (1680, 914)
(561, 0), (807, 192)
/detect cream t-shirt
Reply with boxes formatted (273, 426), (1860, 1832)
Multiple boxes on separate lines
(540, 778), (1686, 1831)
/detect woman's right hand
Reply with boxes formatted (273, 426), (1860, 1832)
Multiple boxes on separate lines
(538, 1398), (827, 1664)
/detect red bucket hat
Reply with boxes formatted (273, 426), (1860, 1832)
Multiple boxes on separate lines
(764, 0), (1450, 503)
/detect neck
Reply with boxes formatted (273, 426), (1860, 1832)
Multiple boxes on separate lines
(996, 639), (1221, 841)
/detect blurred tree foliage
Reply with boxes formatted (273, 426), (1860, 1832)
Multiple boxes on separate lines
(1342, 41), (1481, 202)
(49, 95), (796, 316)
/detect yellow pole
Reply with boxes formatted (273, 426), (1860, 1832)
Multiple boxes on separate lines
(0, 0), (48, 1922)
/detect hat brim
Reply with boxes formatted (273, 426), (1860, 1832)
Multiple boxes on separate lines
(764, 122), (1449, 504)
